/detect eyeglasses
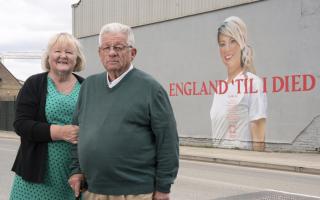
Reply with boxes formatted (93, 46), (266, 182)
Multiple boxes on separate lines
(100, 45), (132, 53)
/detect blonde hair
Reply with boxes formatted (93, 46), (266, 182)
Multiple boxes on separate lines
(218, 16), (256, 74)
(41, 32), (86, 72)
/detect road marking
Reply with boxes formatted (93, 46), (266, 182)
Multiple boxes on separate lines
(267, 189), (320, 199)
(179, 175), (263, 191)
(0, 147), (17, 152)
(179, 174), (320, 199)
(0, 137), (19, 141)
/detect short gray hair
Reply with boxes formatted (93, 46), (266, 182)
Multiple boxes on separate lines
(99, 22), (135, 47)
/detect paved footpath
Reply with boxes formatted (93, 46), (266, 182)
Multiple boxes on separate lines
(180, 146), (320, 175)
(1, 130), (320, 175)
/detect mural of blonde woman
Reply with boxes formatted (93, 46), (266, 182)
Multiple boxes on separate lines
(210, 16), (267, 151)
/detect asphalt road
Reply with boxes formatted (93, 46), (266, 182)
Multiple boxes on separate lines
(0, 138), (18, 200)
(171, 160), (320, 199)
(1, 138), (320, 200)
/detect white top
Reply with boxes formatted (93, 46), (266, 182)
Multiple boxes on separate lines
(210, 71), (267, 149)
(107, 64), (134, 88)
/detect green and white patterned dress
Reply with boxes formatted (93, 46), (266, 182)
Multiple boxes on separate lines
(10, 78), (81, 200)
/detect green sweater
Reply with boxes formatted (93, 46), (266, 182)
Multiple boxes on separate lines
(71, 68), (179, 195)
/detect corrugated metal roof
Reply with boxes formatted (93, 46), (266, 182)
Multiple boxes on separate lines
(72, 0), (261, 38)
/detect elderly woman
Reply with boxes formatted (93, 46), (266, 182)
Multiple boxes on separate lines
(210, 16), (267, 151)
(10, 32), (85, 199)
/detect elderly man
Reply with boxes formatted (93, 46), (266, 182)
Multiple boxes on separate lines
(68, 22), (179, 200)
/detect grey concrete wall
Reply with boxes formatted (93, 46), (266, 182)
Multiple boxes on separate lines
(78, 0), (320, 152)
(72, 0), (260, 38)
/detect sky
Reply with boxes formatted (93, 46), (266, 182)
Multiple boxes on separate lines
(0, 0), (79, 81)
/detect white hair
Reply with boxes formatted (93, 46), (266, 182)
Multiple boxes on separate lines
(218, 16), (256, 74)
(98, 22), (135, 47)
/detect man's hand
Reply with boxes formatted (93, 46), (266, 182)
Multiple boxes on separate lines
(153, 191), (170, 200)
(68, 173), (84, 197)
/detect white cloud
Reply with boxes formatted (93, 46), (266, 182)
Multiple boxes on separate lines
(3, 59), (43, 81)
(0, 0), (79, 80)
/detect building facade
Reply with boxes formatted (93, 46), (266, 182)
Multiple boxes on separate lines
(0, 62), (21, 131)
(72, 0), (320, 152)
(0, 62), (21, 101)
